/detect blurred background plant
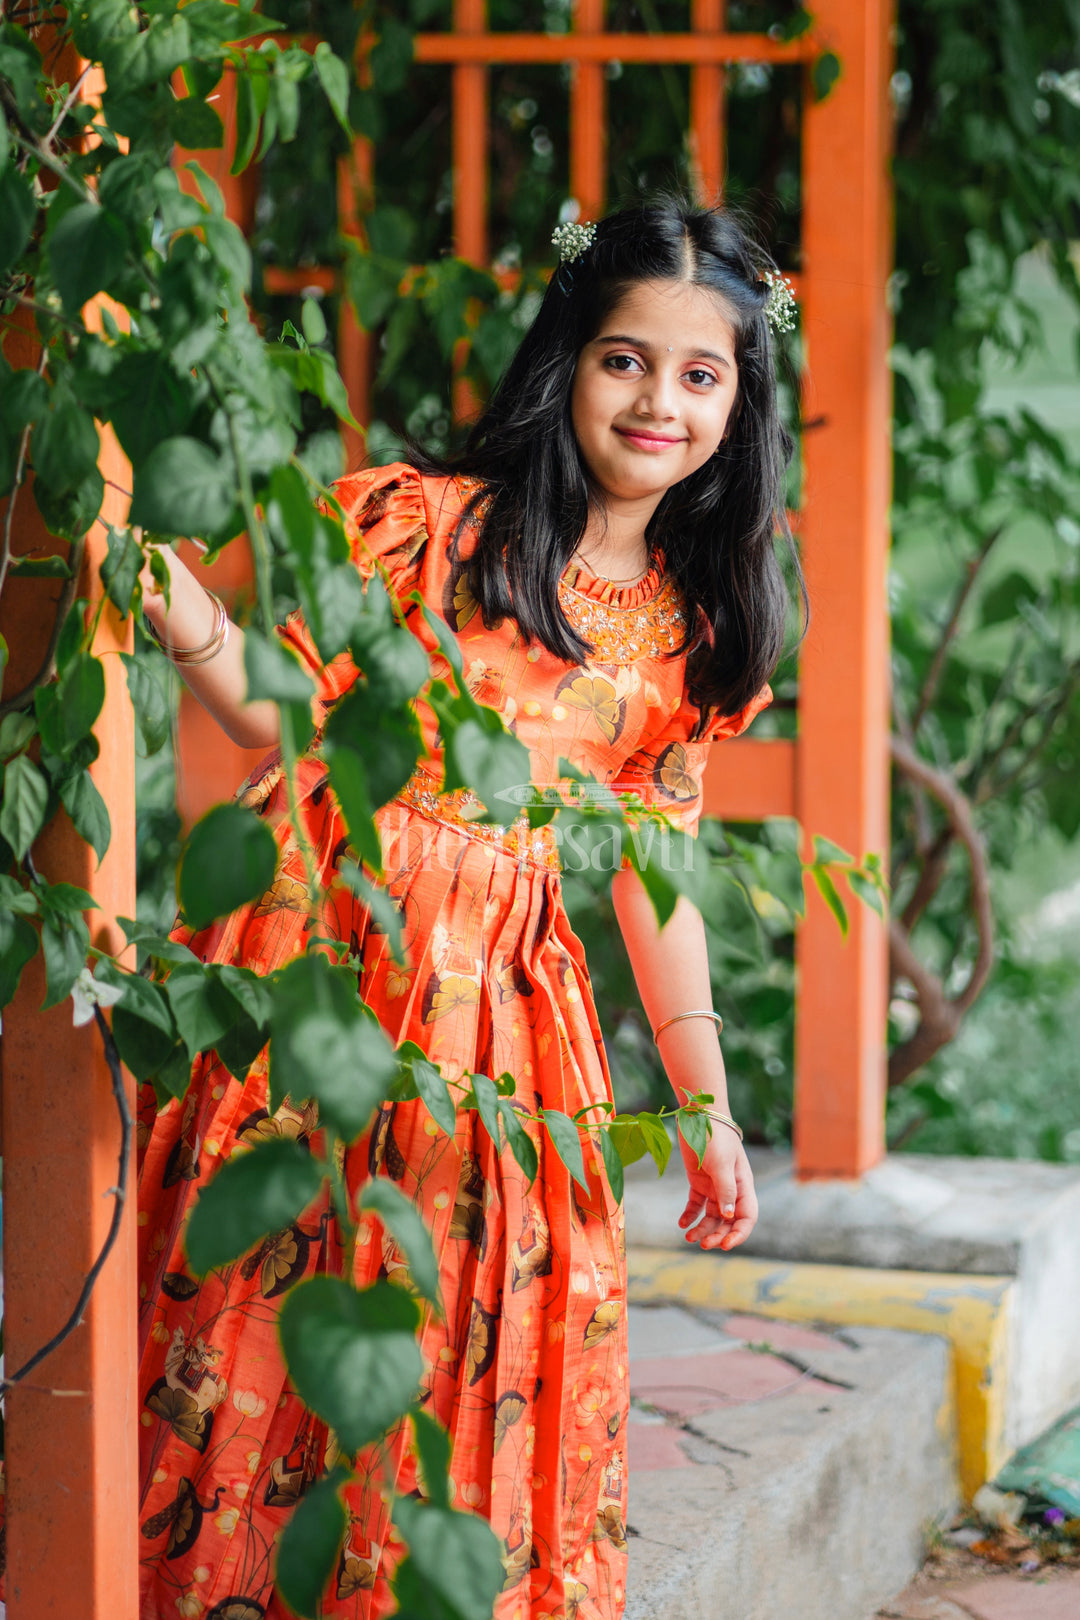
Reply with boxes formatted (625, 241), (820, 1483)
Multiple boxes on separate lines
(129, 0), (1080, 1158)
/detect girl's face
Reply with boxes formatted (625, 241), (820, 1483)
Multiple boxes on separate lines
(570, 278), (740, 510)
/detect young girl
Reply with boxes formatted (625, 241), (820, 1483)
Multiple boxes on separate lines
(136, 198), (800, 1620)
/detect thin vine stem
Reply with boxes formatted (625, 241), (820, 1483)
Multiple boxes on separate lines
(1, 1005), (132, 1390)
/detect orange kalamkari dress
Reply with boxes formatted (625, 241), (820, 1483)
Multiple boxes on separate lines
(136, 464), (769, 1620)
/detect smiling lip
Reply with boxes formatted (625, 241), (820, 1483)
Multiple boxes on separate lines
(615, 428), (685, 449)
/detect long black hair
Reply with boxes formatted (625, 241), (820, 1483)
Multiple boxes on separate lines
(408, 197), (804, 726)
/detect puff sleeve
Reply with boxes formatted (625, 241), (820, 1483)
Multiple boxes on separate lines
(611, 683), (773, 845)
(275, 462), (430, 712)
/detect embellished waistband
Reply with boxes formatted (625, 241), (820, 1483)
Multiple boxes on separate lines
(390, 767), (562, 873)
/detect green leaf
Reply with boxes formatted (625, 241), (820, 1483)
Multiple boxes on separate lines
(0, 167), (36, 280)
(325, 690), (420, 811)
(121, 652), (171, 756)
(181, 1), (278, 46)
(130, 437), (235, 538)
(57, 655), (106, 750)
(166, 960), (247, 1059)
(812, 835), (853, 867)
(203, 213), (251, 295)
(33, 399), (100, 498)
(811, 864), (849, 938)
(447, 713), (532, 822)
(847, 866), (886, 920)
(58, 769), (111, 862)
(636, 1112), (672, 1175)
(326, 748), (382, 875)
(598, 1127), (624, 1203)
(542, 1108), (589, 1192)
(401, 1045), (456, 1136)
(170, 93), (225, 149)
(40, 910), (89, 1009)
(499, 1099), (538, 1186)
(391, 1495), (504, 1620)
(269, 953), (397, 1140)
(244, 631), (316, 705)
(274, 1468), (347, 1620)
(0, 711), (35, 762)
(607, 1116), (648, 1168)
(109, 973), (178, 1081)
(0, 873), (38, 914)
(344, 247), (406, 331)
(468, 1072), (501, 1148)
(812, 50), (841, 102)
(186, 1136), (325, 1275)
(677, 1108), (710, 1169)
(360, 1177), (441, 1308)
(100, 526), (142, 617)
(277, 1275), (422, 1454)
(230, 62), (266, 175)
(349, 617), (430, 707)
(0, 753), (48, 861)
(0, 912), (37, 1009)
(313, 41), (351, 135)
(108, 351), (197, 466)
(178, 801), (278, 931)
(301, 294), (328, 347)
(48, 203), (128, 313)
(0, 368), (48, 435)
(411, 1407), (451, 1510)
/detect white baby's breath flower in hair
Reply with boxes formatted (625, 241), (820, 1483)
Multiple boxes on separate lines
(551, 221), (596, 265)
(761, 269), (798, 334)
(71, 965), (124, 1028)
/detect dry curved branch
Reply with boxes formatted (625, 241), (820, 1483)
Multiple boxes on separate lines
(888, 735), (995, 1087)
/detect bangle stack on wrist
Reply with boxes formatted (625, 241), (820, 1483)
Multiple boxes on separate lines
(145, 589), (230, 665)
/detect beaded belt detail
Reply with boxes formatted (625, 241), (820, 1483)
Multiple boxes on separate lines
(391, 766), (562, 873)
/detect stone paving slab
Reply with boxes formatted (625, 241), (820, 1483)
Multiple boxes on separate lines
(876, 1569), (1080, 1620)
(626, 1301), (956, 1620)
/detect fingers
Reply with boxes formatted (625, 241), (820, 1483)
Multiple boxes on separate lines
(678, 1187), (706, 1229)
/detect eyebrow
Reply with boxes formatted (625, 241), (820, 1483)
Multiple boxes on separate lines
(592, 333), (733, 369)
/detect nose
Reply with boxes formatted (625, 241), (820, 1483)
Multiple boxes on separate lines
(631, 365), (679, 421)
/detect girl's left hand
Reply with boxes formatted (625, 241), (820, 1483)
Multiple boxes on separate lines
(677, 1125), (758, 1252)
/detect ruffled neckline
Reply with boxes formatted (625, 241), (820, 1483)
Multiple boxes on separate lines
(560, 549), (667, 608)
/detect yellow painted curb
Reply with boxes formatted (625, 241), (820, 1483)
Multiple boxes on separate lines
(628, 1247), (1014, 1501)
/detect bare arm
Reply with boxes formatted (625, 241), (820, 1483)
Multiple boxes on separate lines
(610, 865), (758, 1251)
(139, 544), (281, 750)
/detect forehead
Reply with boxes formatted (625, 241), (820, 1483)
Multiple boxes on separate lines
(595, 279), (739, 358)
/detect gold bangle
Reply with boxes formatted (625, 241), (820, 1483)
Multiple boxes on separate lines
(145, 589), (230, 665)
(652, 1010), (723, 1046)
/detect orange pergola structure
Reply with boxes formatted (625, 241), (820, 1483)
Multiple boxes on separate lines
(0, 3), (892, 1614)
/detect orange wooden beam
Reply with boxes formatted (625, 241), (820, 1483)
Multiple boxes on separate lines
(702, 738), (795, 823)
(413, 32), (815, 65)
(0, 310), (139, 1618)
(794, 0), (894, 1179)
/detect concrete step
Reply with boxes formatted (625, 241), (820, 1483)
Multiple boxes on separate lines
(626, 1301), (955, 1620)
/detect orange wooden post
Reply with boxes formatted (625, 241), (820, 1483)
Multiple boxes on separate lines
(0, 319), (139, 1618)
(570, 0), (606, 220)
(453, 0), (488, 264)
(793, 0), (894, 1178)
(690, 0), (726, 204)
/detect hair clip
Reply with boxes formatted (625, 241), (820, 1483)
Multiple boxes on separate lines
(761, 269), (798, 334)
(551, 221), (597, 265)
